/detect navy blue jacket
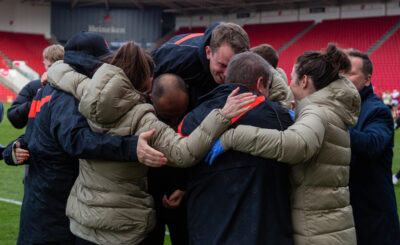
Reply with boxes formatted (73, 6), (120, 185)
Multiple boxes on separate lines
(151, 23), (218, 109)
(2, 84), (140, 244)
(349, 84), (400, 245)
(7, 79), (42, 128)
(180, 84), (294, 245)
(0, 101), (3, 159)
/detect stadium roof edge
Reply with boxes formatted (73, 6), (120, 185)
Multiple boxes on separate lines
(25, 0), (387, 15)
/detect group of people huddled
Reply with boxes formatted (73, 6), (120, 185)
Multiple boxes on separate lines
(1, 22), (399, 245)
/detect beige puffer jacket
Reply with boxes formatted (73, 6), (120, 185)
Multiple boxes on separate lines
(276, 67), (289, 85)
(220, 77), (361, 245)
(48, 62), (231, 245)
(268, 68), (293, 109)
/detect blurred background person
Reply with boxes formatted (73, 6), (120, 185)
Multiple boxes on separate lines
(392, 89), (399, 119)
(344, 50), (400, 245)
(382, 90), (393, 110)
(7, 44), (64, 129)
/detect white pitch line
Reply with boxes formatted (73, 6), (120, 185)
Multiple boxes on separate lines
(0, 197), (22, 206)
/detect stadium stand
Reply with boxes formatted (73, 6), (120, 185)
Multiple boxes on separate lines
(370, 28), (400, 93)
(1, 16), (400, 100)
(0, 31), (50, 75)
(0, 83), (15, 102)
(243, 21), (313, 49)
(0, 56), (9, 69)
(278, 16), (400, 82)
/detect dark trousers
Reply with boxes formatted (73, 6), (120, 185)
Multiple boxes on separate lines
(141, 206), (188, 245)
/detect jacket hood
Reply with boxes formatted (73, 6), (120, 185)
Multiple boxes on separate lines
(64, 50), (103, 78)
(198, 22), (219, 74)
(297, 76), (361, 127)
(78, 63), (147, 124)
(47, 60), (90, 100)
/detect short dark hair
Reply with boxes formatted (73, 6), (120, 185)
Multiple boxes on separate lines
(226, 52), (272, 91)
(152, 73), (187, 102)
(295, 43), (351, 91)
(346, 49), (373, 77)
(251, 44), (278, 68)
(210, 23), (249, 54)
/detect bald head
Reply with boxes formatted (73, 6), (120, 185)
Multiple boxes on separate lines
(151, 74), (189, 128)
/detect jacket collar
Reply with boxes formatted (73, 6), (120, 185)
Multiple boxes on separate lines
(64, 50), (102, 78)
(359, 83), (373, 102)
(198, 83), (253, 104)
(295, 76), (361, 127)
(198, 22), (220, 74)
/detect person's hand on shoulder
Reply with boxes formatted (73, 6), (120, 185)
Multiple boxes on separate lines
(221, 87), (256, 119)
(137, 129), (167, 167)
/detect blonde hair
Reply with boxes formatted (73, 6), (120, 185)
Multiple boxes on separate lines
(43, 44), (64, 64)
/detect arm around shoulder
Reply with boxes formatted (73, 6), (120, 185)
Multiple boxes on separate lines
(220, 106), (326, 164)
(145, 109), (231, 168)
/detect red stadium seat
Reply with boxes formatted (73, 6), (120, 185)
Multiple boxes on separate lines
(0, 82), (16, 102)
(278, 16), (400, 82)
(370, 29), (400, 93)
(0, 31), (50, 75)
(243, 21), (314, 49)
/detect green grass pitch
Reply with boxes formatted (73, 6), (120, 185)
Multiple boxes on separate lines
(0, 103), (399, 244)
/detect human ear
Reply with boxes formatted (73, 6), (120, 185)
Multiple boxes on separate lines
(256, 77), (268, 97)
(205, 46), (212, 60)
(365, 74), (372, 87)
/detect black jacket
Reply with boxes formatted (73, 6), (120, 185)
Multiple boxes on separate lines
(349, 84), (400, 245)
(3, 84), (140, 245)
(7, 79), (42, 128)
(151, 23), (219, 109)
(0, 101), (3, 122)
(180, 84), (294, 245)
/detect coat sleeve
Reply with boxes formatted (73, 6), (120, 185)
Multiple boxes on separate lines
(7, 80), (41, 128)
(2, 139), (17, 165)
(138, 109), (231, 168)
(1, 134), (26, 165)
(349, 106), (393, 159)
(220, 106), (326, 164)
(49, 94), (139, 162)
(268, 69), (289, 103)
